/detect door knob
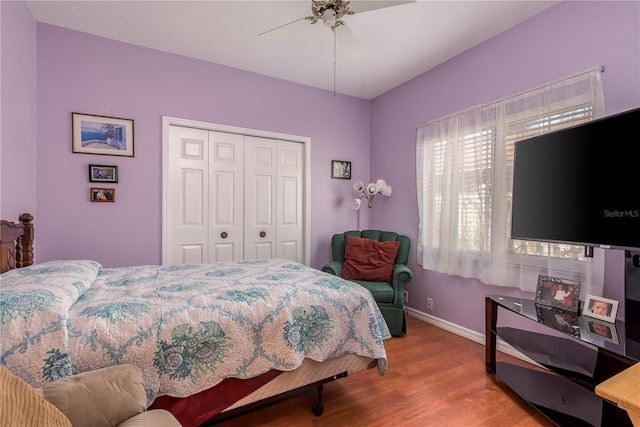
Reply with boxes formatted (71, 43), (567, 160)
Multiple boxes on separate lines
(220, 232), (228, 239)
(260, 231), (266, 238)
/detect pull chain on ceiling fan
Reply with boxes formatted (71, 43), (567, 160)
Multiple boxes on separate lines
(259, 0), (415, 95)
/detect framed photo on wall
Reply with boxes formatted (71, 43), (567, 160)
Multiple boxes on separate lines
(331, 160), (351, 179)
(535, 275), (581, 312)
(89, 165), (118, 183)
(583, 294), (619, 322)
(90, 187), (115, 202)
(72, 112), (134, 157)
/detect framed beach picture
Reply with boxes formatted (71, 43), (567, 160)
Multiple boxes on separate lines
(583, 294), (619, 323)
(89, 165), (118, 183)
(535, 275), (581, 312)
(90, 187), (115, 203)
(72, 113), (134, 157)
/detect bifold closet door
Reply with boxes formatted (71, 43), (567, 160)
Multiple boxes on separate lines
(243, 137), (303, 263)
(209, 131), (244, 262)
(165, 126), (210, 264)
(165, 126), (304, 265)
(244, 136), (277, 260)
(275, 140), (304, 263)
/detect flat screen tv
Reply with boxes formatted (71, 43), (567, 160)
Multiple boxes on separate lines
(510, 107), (640, 251)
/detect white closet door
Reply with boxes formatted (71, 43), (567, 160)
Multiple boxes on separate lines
(164, 120), (307, 266)
(166, 125), (209, 265)
(277, 140), (304, 263)
(209, 131), (244, 262)
(244, 136), (277, 260)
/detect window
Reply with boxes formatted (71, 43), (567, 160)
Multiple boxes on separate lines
(416, 68), (605, 294)
(506, 105), (595, 259)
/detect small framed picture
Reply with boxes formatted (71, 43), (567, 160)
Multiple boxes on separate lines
(90, 187), (115, 203)
(582, 317), (619, 344)
(331, 160), (351, 179)
(89, 165), (118, 183)
(536, 305), (580, 337)
(535, 275), (581, 312)
(72, 112), (134, 157)
(583, 294), (619, 322)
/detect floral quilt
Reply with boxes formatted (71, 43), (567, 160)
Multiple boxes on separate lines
(0, 259), (390, 403)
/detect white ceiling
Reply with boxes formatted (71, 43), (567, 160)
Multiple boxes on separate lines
(25, 0), (558, 100)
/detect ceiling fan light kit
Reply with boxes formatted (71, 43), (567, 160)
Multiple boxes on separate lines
(321, 9), (337, 27)
(309, 0), (354, 29)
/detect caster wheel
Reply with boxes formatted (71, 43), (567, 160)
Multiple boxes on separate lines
(312, 401), (324, 416)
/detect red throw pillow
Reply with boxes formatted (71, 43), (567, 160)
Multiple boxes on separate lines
(341, 235), (400, 283)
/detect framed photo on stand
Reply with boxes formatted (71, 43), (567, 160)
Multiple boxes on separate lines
(583, 294), (619, 322)
(535, 275), (580, 312)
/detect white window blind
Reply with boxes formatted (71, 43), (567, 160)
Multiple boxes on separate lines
(416, 68), (605, 295)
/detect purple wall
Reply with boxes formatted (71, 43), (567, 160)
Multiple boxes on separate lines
(34, 24), (371, 269)
(0, 1), (37, 220)
(2, 1), (639, 334)
(370, 0), (640, 330)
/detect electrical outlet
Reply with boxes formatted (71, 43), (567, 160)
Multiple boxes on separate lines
(404, 290), (409, 304)
(427, 298), (433, 310)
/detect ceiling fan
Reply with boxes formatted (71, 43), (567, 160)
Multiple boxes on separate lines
(259, 1), (415, 93)
(260, 1), (415, 53)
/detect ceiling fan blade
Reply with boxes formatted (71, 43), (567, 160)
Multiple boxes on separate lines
(348, 0), (416, 14)
(258, 16), (311, 36)
(335, 23), (365, 57)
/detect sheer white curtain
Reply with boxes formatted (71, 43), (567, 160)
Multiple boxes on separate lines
(416, 67), (605, 296)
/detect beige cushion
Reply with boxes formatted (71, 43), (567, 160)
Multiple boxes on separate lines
(118, 409), (182, 427)
(43, 365), (147, 427)
(0, 364), (72, 427)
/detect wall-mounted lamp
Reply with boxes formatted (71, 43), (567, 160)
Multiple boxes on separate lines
(351, 179), (392, 229)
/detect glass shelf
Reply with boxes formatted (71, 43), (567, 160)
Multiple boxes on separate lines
(486, 294), (639, 426)
(487, 295), (636, 361)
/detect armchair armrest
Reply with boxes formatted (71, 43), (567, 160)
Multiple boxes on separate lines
(392, 264), (413, 285)
(321, 261), (343, 276)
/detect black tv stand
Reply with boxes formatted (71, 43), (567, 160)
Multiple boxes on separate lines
(486, 295), (638, 426)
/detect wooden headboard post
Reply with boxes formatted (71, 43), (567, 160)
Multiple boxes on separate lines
(17, 213), (34, 268)
(1, 212), (34, 273)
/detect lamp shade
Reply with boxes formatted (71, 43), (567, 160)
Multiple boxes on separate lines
(351, 178), (391, 228)
(366, 183), (379, 195)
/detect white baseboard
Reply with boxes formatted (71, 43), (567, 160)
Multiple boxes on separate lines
(406, 307), (540, 366)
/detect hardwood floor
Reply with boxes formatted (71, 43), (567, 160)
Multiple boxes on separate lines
(214, 315), (555, 426)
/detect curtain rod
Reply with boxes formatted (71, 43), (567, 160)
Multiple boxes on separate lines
(417, 65), (606, 129)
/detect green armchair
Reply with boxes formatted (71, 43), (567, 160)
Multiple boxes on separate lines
(321, 230), (413, 336)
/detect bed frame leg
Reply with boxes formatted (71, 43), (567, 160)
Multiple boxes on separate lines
(311, 384), (324, 416)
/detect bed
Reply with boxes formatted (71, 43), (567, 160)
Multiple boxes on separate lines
(0, 214), (390, 426)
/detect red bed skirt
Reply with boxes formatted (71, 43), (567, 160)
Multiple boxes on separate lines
(150, 370), (283, 427)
